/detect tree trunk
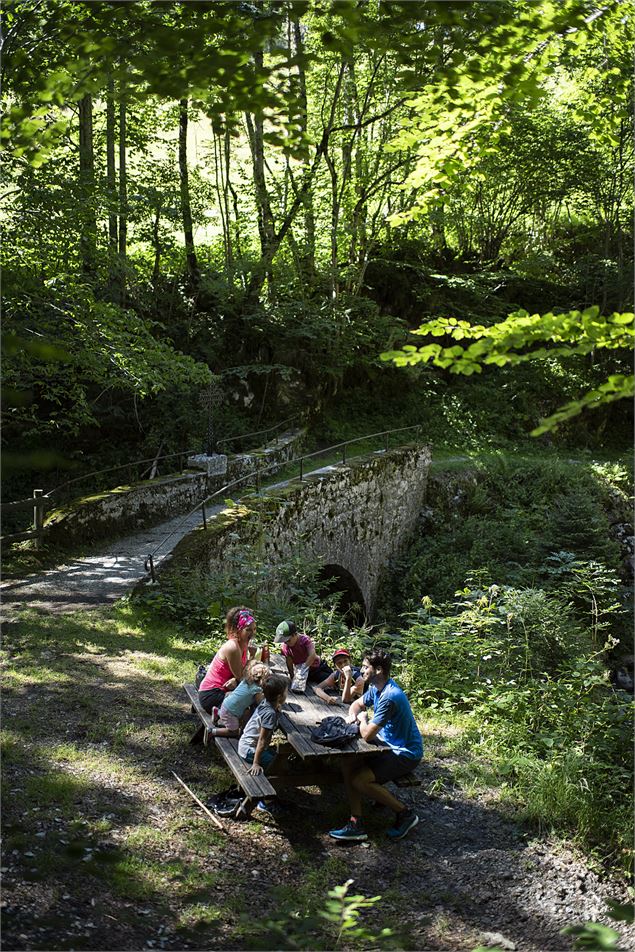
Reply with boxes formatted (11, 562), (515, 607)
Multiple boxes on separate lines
(245, 64), (346, 305)
(78, 93), (96, 276)
(151, 206), (162, 291)
(293, 17), (315, 279)
(245, 50), (276, 300)
(118, 82), (127, 304)
(106, 78), (117, 254)
(179, 98), (200, 287)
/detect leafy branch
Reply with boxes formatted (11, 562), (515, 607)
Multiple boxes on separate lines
(381, 306), (634, 434)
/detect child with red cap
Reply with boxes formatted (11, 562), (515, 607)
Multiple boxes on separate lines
(314, 648), (365, 705)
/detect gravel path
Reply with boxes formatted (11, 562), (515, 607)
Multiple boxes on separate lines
(0, 462), (343, 617)
(0, 503), (224, 615)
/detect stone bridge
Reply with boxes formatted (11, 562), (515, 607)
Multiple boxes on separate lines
(166, 444), (431, 620)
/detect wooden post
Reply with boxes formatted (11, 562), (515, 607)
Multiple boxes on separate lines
(201, 503), (207, 529)
(33, 490), (44, 549)
(342, 444), (347, 464)
(385, 432), (389, 452)
(299, 457), (304, 481)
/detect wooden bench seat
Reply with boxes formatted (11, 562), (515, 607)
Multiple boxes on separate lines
(183, 682), (216, 746)
(183, 683), (276, 810)
(214, 736), (276, 800)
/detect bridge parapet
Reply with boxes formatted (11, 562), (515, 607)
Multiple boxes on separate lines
(165, 443), (431, 620)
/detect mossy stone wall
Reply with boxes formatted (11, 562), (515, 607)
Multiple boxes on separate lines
(165, 444), (431, 619)
(45, 429), (305, 548)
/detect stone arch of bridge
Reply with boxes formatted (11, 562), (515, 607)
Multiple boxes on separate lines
(316, 563), (367, 624)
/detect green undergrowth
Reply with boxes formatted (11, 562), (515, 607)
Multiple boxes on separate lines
(377, 453), (634, 875)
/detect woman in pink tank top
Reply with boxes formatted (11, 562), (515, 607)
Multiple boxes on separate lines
(198, 607), (256, 713)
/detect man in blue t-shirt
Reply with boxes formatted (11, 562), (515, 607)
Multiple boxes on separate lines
(329, 648), (423, 843)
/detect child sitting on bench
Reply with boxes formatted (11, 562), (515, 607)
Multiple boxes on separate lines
(212, 660), (270, 737)
(238, 673), (289, 775)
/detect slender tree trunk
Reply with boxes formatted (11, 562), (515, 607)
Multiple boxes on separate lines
(223, 126), (238, 270)
(245, 49), (276, 300)
(324, 144), (339, 301)
(106, 78), (118, 253)
(118, 81), (127, 304)
(293, 17), (315, 279)
(212, 131), (230, 272)
(245, 64), (346, 305)
(179, 98), (199, 287)
(78, 93), (96, 276)
(151, 206), (162, 291)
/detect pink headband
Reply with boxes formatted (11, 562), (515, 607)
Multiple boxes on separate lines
(236, 611), (255, 631)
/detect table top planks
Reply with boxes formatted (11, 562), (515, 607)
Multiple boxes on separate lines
(273, 657), (389, 760)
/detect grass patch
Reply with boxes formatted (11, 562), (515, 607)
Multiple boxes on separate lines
(24, 770), (90, 808)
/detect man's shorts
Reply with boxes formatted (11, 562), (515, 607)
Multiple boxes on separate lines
(365, 751), (420, 785)
(242, 747), (277, 771)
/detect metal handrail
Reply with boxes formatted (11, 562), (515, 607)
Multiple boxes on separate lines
(291, 425), (422, 465)
(143, 423), (424, 576)
(215, 415), (299, 449)
(45, 416), (303, 499)
(46, 448), (197, 498)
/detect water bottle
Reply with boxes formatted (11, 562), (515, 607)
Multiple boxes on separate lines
(261, 644), (270, 664)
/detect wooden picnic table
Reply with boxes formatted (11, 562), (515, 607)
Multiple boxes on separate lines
(271, 653), (390, 761)
(183, 654), (391, 817)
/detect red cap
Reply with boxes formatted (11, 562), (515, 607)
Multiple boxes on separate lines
(332, 648), (351, 661)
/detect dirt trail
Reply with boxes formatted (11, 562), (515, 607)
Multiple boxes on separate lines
(0, 504), (226, 615)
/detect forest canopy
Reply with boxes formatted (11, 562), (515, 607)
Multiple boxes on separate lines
(2, 0), (633, 492)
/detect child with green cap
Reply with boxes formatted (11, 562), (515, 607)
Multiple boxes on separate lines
(274, 619), (331, 687)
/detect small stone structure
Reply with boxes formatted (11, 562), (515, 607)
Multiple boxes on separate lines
(164, 443), (431, 620)
(187, 453), (228, 476)
(45, 429), (304, 548)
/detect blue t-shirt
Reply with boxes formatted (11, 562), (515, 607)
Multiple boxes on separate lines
(222, 680), (262, 718)
(363, 679), (423, 760)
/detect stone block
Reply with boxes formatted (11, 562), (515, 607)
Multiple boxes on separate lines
(187, 454), (228, 476)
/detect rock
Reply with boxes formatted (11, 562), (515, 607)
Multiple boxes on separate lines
(478, 931), (516, 950)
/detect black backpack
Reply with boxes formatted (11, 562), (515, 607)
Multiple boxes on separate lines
(195, 664), (208, 689)
(205, 787), (243, 817)
(310, 716), (360, 749)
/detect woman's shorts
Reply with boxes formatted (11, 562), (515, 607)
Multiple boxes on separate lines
(242, 747), (277, 771)
(364, 751), (420, 785)
(198, 686), (225, 713)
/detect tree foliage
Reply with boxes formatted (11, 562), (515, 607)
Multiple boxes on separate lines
(1, 0), (632, 492)
(381, 307), (634, 433)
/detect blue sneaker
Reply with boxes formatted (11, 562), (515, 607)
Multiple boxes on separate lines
(255, 799), (284, 816)
(329, 819), (367, 842)
(386, 809), (419, 840)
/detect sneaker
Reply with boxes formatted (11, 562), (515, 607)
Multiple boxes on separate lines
(386, 809), (419, 840)
(328, 820), (368, 842)
(254, 799), (284, 816)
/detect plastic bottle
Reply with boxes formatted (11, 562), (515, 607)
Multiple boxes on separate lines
(291, 662), (309, 693)
(261, 644), (270, 664)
